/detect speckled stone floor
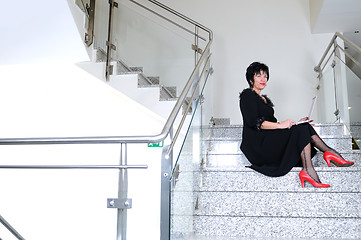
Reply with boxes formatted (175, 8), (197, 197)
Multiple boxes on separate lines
(184, 236), (361, 240)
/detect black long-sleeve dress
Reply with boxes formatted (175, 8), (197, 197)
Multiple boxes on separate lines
(239, 88), (317, 177)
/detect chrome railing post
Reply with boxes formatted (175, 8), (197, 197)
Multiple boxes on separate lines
(106, 0), (118, 81)
(85, 0), (96, 46)
(160, 128), (173, 240)
(117, 143), (129, 239)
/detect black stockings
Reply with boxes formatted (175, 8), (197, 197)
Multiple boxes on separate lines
(300, 133), (342, 183)
(311, 134), (343, 158)
(300, 143), (321, 183)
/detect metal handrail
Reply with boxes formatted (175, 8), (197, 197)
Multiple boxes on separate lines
(0, 215), (25, 240)
(315, 32), (361, 72)
(336, 43), (361, 69)
(147, 0), (213, 40)
(0, 165), (147, 169)
(166, 53), (212, 157)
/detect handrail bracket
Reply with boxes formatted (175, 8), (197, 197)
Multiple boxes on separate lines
(107, 198), (132, 209)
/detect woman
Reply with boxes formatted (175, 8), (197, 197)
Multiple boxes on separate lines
(239, 62), (354, 188)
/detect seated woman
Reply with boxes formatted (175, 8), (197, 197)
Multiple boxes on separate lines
(239, 62), (354, 188)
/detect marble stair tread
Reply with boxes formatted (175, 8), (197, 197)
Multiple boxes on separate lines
(172, 191), (361, 218)
(200, 123), (350, 139)
(192, 215), (361, 239)
(160, 86), (177, 101)
(197, 138), (353, 154)
(172, 235), (330, 240)
(173, 170), (361, 192)
(138, 76), (160, 87)
(175, 151), (361, 172)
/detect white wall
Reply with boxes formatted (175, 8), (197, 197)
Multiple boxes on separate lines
(150, 0), (334, 124)
(0, 63), (165, 240)
(0, 0), (88, 65)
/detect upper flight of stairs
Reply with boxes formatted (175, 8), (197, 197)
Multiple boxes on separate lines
(172, 122), (361, 239)
(77, 48), (193, 123)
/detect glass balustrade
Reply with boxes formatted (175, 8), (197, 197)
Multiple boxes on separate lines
(92, 0), (207, 103)
(116, 0), (198, 94)
(317, 59), (338, 123)
(75, 0), (90, 17)
(169, 57), (212, 239)
(335, 56), (361, 148)
(316, 33), (361, 149)
(317, 52), (361, 149)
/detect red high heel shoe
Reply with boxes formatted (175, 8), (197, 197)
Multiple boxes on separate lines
(299, 170), (330, 188)
(323, 151), (354, 167)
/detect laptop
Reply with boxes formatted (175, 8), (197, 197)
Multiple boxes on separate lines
(297, 96), (317, 124)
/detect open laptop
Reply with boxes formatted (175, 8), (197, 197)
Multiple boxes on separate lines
(297, 96), (317, 124)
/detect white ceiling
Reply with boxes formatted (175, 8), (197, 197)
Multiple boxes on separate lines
(311, 0), (361, 33)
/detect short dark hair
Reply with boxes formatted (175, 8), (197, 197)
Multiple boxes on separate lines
(245, 62), (269, 87)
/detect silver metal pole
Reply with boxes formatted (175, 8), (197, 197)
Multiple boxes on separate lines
(117, 143), (128, 240)
(160, 129), (172, 240)
(106, 0), (118, 81)
(0, 165), (147, 169)
(0, 214), (26, 240)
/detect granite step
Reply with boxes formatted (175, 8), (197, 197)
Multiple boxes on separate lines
(200, 123), (350, 140)
(173, 167), (361, 192)
(192, 191), (361, 218)
(175, 150), (361, 172)
(191, 215), (361, 239)
(194, 137), (353, 155)
(172, 235), (336, 240)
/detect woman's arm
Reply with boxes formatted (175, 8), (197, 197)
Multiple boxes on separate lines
(261, 119), (296, 130)
(240, 90), (262, 129)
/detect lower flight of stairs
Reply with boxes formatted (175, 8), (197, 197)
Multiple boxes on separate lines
(171, 123), (361, 239)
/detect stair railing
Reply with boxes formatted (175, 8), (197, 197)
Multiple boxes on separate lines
(315, 32), (361, 148)
(315, 32), (361, 75)
(0, 1), (213, 239)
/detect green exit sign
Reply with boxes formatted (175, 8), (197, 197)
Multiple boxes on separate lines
(148, 141), (164, 147)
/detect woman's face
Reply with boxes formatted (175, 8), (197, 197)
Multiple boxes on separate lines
(252, 70), (268, 92)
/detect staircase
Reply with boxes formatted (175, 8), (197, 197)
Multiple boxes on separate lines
(77, 48), (193, 124)
(172, 122), (361, 239)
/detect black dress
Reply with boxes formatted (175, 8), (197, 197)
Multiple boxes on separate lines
(239, 88), (317, 177)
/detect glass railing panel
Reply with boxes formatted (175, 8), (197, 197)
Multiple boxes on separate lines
(317, 59), (338, 123)
(75, 0), (90, 17)
(332, 56), (351, 127)
(111, 0), (197, 100)
(335, 56), (361, 148)
(169, 58), (212, 239)
(92, 1), (111, 52)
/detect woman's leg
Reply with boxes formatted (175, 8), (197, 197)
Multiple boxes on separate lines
(311, 134), (343, 158)
(301, 142), (321, 183)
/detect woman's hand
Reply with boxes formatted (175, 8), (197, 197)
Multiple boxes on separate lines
(298, 117), (314, 124)
(299, 117), (309, 122)
(278, 119), (296, 129)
